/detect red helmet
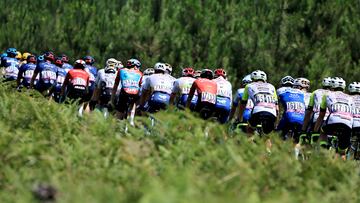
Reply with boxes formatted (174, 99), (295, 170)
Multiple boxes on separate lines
(54, 57), (64, 67)
(182, 67), (195, 77)
(214, 68), (227, 78)
(74, 59), (86, 69)
(26, 55), (37, 64)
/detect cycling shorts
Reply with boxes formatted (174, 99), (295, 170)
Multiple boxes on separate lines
(248, 111), (276, 134)
(116, 89), (139, 113)
(322, 123), (351, 150)
(67, 85), (88, 103)
(195, 102), (215, 120)
(214, 97), (231, 124)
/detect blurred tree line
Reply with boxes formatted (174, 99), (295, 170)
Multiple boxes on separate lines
(1, 0), (360, 88)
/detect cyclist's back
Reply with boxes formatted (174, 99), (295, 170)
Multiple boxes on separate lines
(1, 48), (20, 81)
(17, 55), (37, 88)
(213, 69), (232, 123)
(171, 67), (197, 109)
(96, 68), (117, 105)
(33, 52), (57, 93)
(62, 60), (90, 102)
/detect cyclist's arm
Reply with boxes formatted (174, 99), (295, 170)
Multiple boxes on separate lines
(30, 66), (39, 89)
(314, 95), (326, 132)
(16, 65), (23, 87)
(302, 92), (315, 131)
(60, 73), (70, 96)
(186, 82), (196, 109)
(170, 81), (179, 106)
(238, 85), (249, 122)
(111, 72), (120, 105)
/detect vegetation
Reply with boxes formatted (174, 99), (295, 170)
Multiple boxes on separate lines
(1, 0), (360, 87)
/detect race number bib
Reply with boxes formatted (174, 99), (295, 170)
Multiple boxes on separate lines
(5, 65), (18, 77)
(201, 92), (216, 104)
(286, 102), (305, 113)
(331, 103), (352, 120)
(24, 70), (34, 78)
(254, 93), (276, 106)
(41, 70), (57, 81)
(154, 84), (171, 93)
(72, 78), (87, 86)
(180, 84), (191, 95)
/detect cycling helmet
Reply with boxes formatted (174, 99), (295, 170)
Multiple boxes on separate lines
(104, 64), (117, 74)
(116, 61), (124, 69)
(164, 63), (172, 74)
(126, 58), (141, 68)
(26, 55), (37, 64)
(200, 69), (214, 79)
(242, 74), (252, 85)
(280, 76), (294, 86)
(348, 82), (360, 94)
(61, 54), (70, 63)
(15, 51), (22, 60)
(144, 68), (155, 76)
(1, 53), (7, 58)
(37, 55), (45, 62)
(331, 77), (346, 90)
(182, 67), (195, 77)
(322, 77), (332, 88)
(214, 68), (227, 78)
(6, 48), (17, 57)
(297, 78), (310, 89)
(54, 57), (64, 67)
(154, 62), (166, 72)
(106, 58), (118, 68)
(83, 56), (95, 65)
(74, 59), (86, 69)
(44, 52), (55, 62)
(194, 70), (202, 78)
(251, 70), (267, 82)
(22, 52), (31, 61)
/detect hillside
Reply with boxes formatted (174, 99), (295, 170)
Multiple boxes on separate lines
(0, 82), (359, 202)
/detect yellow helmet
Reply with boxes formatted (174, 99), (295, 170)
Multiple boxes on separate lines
(22, 52), (31, 60)
(15, 51), (22, 60)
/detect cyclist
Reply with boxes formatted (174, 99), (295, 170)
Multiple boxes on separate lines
(17, 55), (37, 89)
(230, 74), (253, 122)
(53, 57), (68, 102)
(60, 59), (90, 103)
(170, 67), (197, 109)
(20, 52), (31, 66)
(276, 76), (305, 142)
(15, 51), (22, 61)
(140, 68), (155, 95)
(301, 77), (332, 143)
(1, 48), (20, 81)
(61, 54), (73, 71)
(83, 56), (98, 102)
(238, 70), (278, 135)
(349, 82), (360, 157)
(111, 59), (143, 120)
(314, 77), (353, 158)
(30, 52), (57, 95)
(186, 69), (217, 120)
(140, 62), (173, 113)
(213, 68), (232, 123)
(164, 63), (176, 82)
(293, 78), (311, 108)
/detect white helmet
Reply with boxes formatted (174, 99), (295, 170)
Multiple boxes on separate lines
(116, 61), (124, 69)
(280, 76), (294, 86)
(348, 82), (360, 93)
(106, 58), (118, 68)
(250, 70), (267, 82)
(154, 62), (166, 72)
(330, 77), (346, 90)
(322, 77), (332, 88)
(144, 68), (155, 76)
(164, 63), (172, 74)
(242, 74), (252, 85)
(294, 78), (310, 89)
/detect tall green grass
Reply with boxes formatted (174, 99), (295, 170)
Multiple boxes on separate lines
(0, 83), (359, 203)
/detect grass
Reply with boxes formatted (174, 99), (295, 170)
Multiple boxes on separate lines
(0, 81), (359, 203)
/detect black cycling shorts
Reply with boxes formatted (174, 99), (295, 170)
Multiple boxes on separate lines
(195, 102), (215, 120)
(353, 127), (360, 138)
(248, 111), (276, 134)
(322, 123), (352, 150)
(115, 90), (139, 113)
(67, 86), (87, 103)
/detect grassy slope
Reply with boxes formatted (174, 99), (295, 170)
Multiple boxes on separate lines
(0, 82), (359, 203)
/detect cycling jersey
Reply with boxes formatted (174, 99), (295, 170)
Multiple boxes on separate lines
(352, 95), (360, 128)
(2, 57), (20, 80)
(18, 63), (38, 87)
(35, 61), (58, 90)
(143, 73), (174, 111)
(65, 69), (90, 101)
(192, 78), (218, 105)
(308, 89), (330, 123)
(63, 63), (73, 71)
(118, 68), (143, 95)
(172, 76), (197, 108)
(95, 69), (117, 104)
(320, 91), (353, 128)
(277, 87), (305, 125)
(304, 92), (311, 108)
(233, 88), (254, 122)
(242, 82), (278, 117)
(213, 76), (232, 123)
(85, 65), (98, 91)
(55, 67), (68, 93)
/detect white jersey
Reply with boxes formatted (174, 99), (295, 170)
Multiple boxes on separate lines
(234, 88), (254, 109)
(95, 69), (120, 94)
(321, 91), (353, 128)
(310, 89), (330, 123)
(243, 82), (278, 116)
(304, 92), (311, 108)
(352, 95), (360, 128)
(143, 73), (173, 95)
(213, 76), (232, 99)
(172, 76), (196, 95)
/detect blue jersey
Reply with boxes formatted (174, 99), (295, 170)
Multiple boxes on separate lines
(36, 61), (58, 90)
(2, 57), (20, 80)
(233, 88), (253, 122)
(85, 65), (98, 91)
(55, 67), (68, 92)
(277, 87), (306, 125)
(118, 68), (143, 95)
(63, 63), (73, 72)
(18, 63), (37, 87)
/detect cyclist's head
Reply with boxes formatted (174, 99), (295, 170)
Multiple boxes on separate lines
(44, 51), (55, 62)
(194, 70), (202, 78)
(74, 59), (86, 69)
(280, 75), (294, 87)
(26, 55), (37, 64)
(164, 63), (172, 75)
(182, 67), (195, 77)
(348, 82), (360, 95)
(6, 48), (17, 58)
(330, 77), (346, 91)
(61, 54), (70, 63)
(104, 63), (117, 74)
(15, 51), (22, 60)
(322, 77), (332, 89)
(214, 68), (227, 79)
(200, 69), (214, 79)
(126, 59), (141, 69)
(106, 58), (119, 68)
(144, 68), (155, 76)
(242, 74), (252, 86)
(83, 55), (95, 65)
(22, 52), (31, 61)
(250, 70), (267, 82)
(293, 78), (310, 91)
(54, 57), (64, 67)
(154, 62), (166, 74)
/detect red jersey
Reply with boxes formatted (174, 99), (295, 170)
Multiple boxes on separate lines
(192, 78), (217, 104)
(67, 69), (90, 89)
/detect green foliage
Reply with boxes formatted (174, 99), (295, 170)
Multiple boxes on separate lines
(1, 0), (360, 88)
(0, 83), (359, 202)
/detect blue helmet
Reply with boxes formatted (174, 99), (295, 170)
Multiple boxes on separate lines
(126, 59), (141, 68)
(83, 56), (95, 65)
(6, 48), (17, 57)
(37, 55), (45, 62)
(1, 53), (7, 58)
